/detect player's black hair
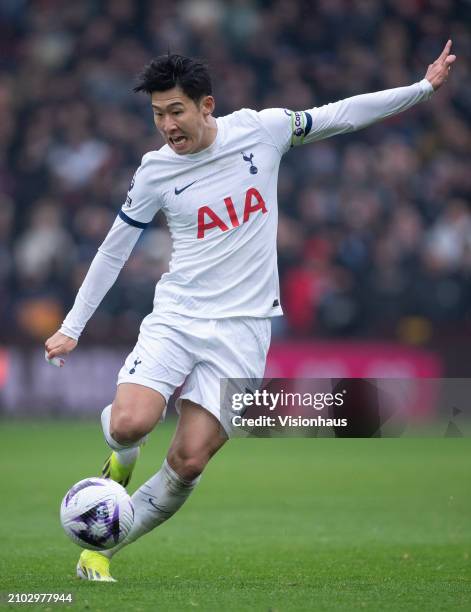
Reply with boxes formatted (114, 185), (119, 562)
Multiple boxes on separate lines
(133, 54), (212, 102)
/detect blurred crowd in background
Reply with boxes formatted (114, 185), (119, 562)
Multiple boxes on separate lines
(1, 0), (470, 346)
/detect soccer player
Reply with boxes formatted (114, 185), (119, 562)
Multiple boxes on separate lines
(45, 41), (455, 581)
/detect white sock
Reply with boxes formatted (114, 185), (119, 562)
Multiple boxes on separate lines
(101, 405), (143, 466)
(102, 459), (200, 558)
(113, 446), (140, 466)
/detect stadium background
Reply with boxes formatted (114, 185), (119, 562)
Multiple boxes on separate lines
(1, 0), (471, 413)
(0, 2), (470, 610)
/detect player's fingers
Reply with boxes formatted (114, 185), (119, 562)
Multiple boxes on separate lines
(438, 39), (452, 61)
(445, 55), (456, 66)
(44, 337), (60, 353)
(46, 345), (67, 358)
(44, 341), (55, 355)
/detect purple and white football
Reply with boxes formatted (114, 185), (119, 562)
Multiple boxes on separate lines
(60, 477), (134, 550)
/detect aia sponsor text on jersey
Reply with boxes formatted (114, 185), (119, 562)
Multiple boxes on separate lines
(197, 187), (267, 239)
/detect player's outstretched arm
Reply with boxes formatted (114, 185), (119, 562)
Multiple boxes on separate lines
(424, 39), (456, 90)
(304, 40), (457, 142)
(43, 217), (143, 362)
(259, 39), (457, 150)
(43, 156), (160, 364)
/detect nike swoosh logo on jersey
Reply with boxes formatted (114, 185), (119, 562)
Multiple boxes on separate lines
(148, 498), (172, 514)
(175, 180), (198, 195)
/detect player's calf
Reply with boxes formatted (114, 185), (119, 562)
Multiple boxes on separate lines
(100, 458), (201, 560)
(166, 399), (228, 480)
(109, 412), (149, 445)
(166, 447), (212, 481)
(108, 383), (166, 445)
(100, 405), (145, 488)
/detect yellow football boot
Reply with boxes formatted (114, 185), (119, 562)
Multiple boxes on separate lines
(76, 550), (116, 582)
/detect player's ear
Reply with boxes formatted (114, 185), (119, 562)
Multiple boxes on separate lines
(200, 95), (215, 116)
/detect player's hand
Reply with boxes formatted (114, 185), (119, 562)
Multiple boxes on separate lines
(44, 330), (78, 360)
(425, 40), (456, 91)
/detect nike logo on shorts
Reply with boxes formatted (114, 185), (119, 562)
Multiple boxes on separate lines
(175, 180), (198, 195)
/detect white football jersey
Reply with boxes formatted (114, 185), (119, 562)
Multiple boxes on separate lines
(60, 79), (433, 339)
(121, 108), (291, 319)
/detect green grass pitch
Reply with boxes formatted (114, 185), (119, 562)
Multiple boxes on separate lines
(0, 421), (470, 611)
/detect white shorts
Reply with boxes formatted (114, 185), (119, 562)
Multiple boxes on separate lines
(117, 311), (271, 436)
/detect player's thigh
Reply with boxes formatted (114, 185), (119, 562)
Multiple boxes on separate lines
(167, 399), (228, 468)
(179, 316), (271, 436)
(110, 383), (166, 440)
(114, 313), (195, 439)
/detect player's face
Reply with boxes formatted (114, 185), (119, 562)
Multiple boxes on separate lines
(151, 87), (216, 155)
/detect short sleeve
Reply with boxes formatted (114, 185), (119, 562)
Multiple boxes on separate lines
(258, 108), (314, 154)
(119, 153), (162, 229)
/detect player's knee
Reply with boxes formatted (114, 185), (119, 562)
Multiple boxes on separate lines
(167, 447), (209, 481)
(110, 410), (149, 445)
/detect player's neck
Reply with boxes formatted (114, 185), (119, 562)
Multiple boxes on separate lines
(194, 116), (218, 153)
